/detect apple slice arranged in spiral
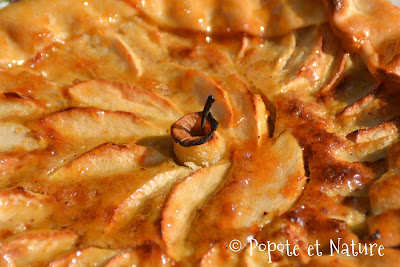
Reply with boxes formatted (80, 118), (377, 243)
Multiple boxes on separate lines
(0, 230), (78, 267)
(0, 123), (42, 153)
(365, 141), (400, 248)
(211, 74), (268, 145)
(0, 187), (57, 237)
(107, 165), (191, 233)
(329, 0), (400, 80)
(67, 80), (182, 124)
(370, 140), (400, 215)
(161, 162), (231, 260)
(48, 247), (118, 267)
(48, 143), (167, 182)
(30, 107), (165, 149)
(179, 71), (269, 147)
(126, 0), (327, 37)
(161, 131), (306, 261)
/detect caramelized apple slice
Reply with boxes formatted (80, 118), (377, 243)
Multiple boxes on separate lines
(176, 71), (268, 146)
(126, 0), (327, 36)
(113, 34), (143, 77)
(0, 70), (68, 116)
(166, 132), (306, 260)
(369, 140), (400, 215)
(0, 0), (79, 67)
(67, 33), (142, 80)
(200, 131), (306, 230)
(0, 122), (42, 153)
(65, 33), (141, 82)
(30, 107), (165, 148)
(340, 120), (400, 162)
(104, 246), (174, 267)
(366, 141), (400, 248)
(336, 85), (400, 134)
(213, 75), (268, 144)
(347, 121), (398, 144)
(337, 94), (378, 131)
(161, 162), (231, 260)
(329, 0), (400, 80)
(108, 165), (191, 232)
(27, 44), (93, 87)
(29, 32), (140, 86)
(0, 151), (46, 190)
(0, 230), (78, 267)
(235, 32), (296, 99)
(236, 25), (343, 98)
(48, 247), (118, 267)
(68, 80), (181, 123)
(0, 187), (56, 236)
(0, 0), (137, 68)
(0, 94), (40, 122)
(181, 69), (233, 126)
(48, 143), (167, 181)
(282, 25), (346, 98)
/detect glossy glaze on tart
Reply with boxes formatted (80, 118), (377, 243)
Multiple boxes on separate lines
(0, 0), (399, 266)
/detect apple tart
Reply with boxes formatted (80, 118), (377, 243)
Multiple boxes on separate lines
(0, 0), (400, 266)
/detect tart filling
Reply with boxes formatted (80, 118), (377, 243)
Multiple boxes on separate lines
(0, 0), (399, 266)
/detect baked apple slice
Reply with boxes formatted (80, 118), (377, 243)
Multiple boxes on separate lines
(162, 131), (306, 260)
(329, 0), (400, 80)
(0, 70), (68, 120)
(180, 69), (233, 127)
(126, 0), (327, 37)
(30, 107), (165, 148)
(68, 80), (181, 124)
(0, 230), (78, 267)
(161, 162), (231, 260)
(199, 131), (306, 229)
(212, 75), (268, 145)
(48, 143), (167, 182)
(107, 165), (191, 233)
(369, 140), (400, 214)
(342, 120), (399, 162)
(48, 247), (118, 267)
(0, 123), (42, 153)
(0, 187), (57, 237)
(0, 94), (41, 122)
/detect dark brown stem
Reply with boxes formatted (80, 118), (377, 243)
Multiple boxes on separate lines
(170, 95), (219, 147)
(201, 95), (215, 135)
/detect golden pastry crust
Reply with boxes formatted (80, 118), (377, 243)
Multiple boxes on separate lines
(0, 0), (399, 266)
